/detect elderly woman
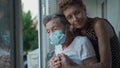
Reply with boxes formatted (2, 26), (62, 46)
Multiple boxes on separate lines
(52, 0), (120, 68)
(43, 14), (98, 68)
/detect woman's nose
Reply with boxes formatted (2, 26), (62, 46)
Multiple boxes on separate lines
(72, 15), (77, 22)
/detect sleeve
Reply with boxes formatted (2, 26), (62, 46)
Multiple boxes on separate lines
(78, 37), (96, 61)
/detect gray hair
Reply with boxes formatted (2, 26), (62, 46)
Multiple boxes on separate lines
(43, 13), (70, 27)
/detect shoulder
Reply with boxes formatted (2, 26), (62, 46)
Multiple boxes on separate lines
(93, 17), (106, 28)
(75, 36), (95, 60)
(74, 36), (88, 41)
(74, 36), (91, 45)
(92, 17), (114, 38)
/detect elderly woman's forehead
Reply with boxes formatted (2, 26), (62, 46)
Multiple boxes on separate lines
(52, 18), (64, 25)
(46, 19), (62, 26)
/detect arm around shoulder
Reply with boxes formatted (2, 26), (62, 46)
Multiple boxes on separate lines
(69, 19), (112, 68)
(93, 19), (112, 68)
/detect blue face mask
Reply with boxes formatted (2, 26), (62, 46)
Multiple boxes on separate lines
(49, 30), (66, 45)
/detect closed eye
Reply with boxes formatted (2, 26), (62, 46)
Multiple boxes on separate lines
(66, 15), (72, 20)
(47, 30), (50, 34)
(53, 26), (57, 32)
(74, 10), (81, 15)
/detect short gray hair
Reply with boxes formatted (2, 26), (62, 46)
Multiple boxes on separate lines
(43, 13), (70, 27)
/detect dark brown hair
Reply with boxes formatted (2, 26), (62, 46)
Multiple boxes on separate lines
(58, 0), (84, 14)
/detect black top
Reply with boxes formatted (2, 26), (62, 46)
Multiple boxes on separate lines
(74, 19), (120, 68)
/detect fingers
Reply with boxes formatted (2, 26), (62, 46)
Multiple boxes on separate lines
(51, 55), (57, 60)
(53, 61), (61, 68)
(50, 55), (62, 68)
(58, 53), (67, 60)
(58, 53), (64, 57)
(50, 60), (61, 68)
(50, 55), (60, 64)
(49, 62), (54, 68)
(54, 56), (60, 62)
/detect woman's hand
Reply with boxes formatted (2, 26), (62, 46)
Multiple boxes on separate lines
(0, 55), (10, 68)
(49, 55), (61, 68)
(58, 54), (78, 68)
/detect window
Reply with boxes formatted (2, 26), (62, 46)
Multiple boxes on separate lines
(39, 0), (59, 68)
(0, 0), (23, 68)
(0, 0), (13, 68)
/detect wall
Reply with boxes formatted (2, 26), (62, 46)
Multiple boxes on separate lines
(84, 0), (120, 38)
(107, 0), (120, 37)
(83, 0), (98, 18)
(27, 49), (39, 68)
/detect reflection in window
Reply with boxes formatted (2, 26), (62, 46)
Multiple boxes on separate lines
(0, 0), (11, 68)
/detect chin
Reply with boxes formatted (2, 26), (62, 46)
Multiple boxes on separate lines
(75, 25), (83, 29)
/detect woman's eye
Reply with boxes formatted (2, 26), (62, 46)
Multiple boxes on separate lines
(75, 10), (80, 15)
(47, 31), (50, 34)
(67, 15), (72, 20)
(53, 28), (57, 31)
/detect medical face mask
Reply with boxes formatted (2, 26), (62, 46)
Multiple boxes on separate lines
(49, 30), (66, 45)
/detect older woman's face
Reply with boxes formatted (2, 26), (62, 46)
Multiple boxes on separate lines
(63, 5), (87, 29)
(45, 19), (65, 35)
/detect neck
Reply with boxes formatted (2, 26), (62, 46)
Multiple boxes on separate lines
(80, 17), (93, 35)
(62, 33), (74, 49)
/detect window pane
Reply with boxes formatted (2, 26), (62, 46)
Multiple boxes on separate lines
(0, 0), (12, 68)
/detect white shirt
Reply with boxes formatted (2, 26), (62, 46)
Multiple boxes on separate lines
(0, 48), (9, 56)
(55, 36), (96, 65)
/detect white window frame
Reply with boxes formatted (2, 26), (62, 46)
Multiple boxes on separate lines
(38, 0), (58, 68)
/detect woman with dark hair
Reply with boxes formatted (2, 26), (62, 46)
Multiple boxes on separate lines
(50, 0), (120, 68)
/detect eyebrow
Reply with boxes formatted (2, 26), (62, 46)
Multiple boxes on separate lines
(46, 25), (57, 31)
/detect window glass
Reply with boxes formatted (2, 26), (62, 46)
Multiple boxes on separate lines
(0, 0), (12, 68)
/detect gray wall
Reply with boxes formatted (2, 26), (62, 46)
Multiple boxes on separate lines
(84, 0), (120, 38)
(107, 0), (120, 37)
(83, 0), (98, 18)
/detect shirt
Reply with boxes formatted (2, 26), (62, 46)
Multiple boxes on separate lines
(55, 36), (96, 64)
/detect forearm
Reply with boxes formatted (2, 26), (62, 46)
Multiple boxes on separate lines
(69, 63), (111, 68)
